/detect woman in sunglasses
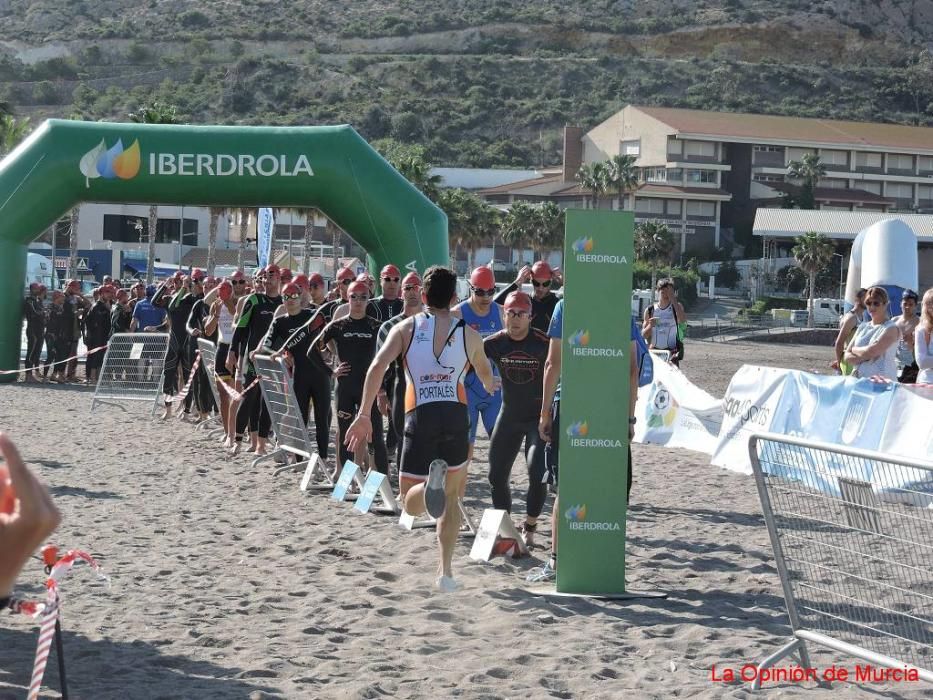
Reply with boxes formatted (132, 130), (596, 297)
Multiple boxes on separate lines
(843, 286), (899, 381)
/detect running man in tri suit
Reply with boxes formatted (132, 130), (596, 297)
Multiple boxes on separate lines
(312, 280), (386, 473)
(377, 271), (424, 465)
(494, 260), (562, 334)
(229, 265), (283, 455)
(344, 266), (500, 592)
(452, 266), (505, 464)
(484, 291), (550, 547)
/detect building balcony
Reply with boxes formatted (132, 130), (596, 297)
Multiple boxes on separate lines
(678, 154), (723, 164)
(634, 212), (683, 222)
(854, 165), (884, 174)
(917, 199), (933, 209)
(752, 153), (785, 168)
(886, 167), (916, 176)
(890, 198), (916, 210)
(686, 214), (717, 222)
(823, 163), (851, 172)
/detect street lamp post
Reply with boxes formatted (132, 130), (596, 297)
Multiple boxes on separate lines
(832, 252), (845, 301)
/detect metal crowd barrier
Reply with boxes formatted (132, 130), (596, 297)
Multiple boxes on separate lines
(252, 354), (332, 487)
(748, 434), (933, 690)
(91, 333), (170, 414)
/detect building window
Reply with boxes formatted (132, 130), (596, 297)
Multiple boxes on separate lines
(821, 178), (849, 189)
(685, 141), (715, 158)
(667, 168), (683, 182)
(686, 200), (715, 217)
(642, 167), (667, 183)
(634, 198), (664, 214)
(786, 147), (815, 163)
(885, 183), (913, 199)
(819, 149), (848, 166)
(753, 145), (783, 153)
(887, 153), (914, 171)
(667, 138), (683, 155)
(103, 215), (198, 245)
(753, 173), (785, 183)
(860, 180), (882, 195)
(685, 169), (717, 184)
(666, 199), (682, 216)
(855, 152), (882, 168)
(919, 156), (933, 172)
(621, 139), (640, 156)
(918, 184), (933, 200)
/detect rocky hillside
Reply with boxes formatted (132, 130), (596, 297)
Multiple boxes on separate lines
(2, 1), (933, 166)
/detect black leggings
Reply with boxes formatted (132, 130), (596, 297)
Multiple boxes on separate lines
(163, 336), (193, 411)
(487, 416), (547, 518)
(25, 327), (44, 369)
(236, 370), (271, 440)
(294, 369), (332, 459)
(336, 381), (387, 473)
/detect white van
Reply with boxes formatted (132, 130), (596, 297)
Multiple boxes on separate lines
(23, 253), (56, 294)
(790, 299), (844, 327)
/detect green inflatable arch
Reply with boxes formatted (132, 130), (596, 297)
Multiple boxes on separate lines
(0, 119), (447, 381)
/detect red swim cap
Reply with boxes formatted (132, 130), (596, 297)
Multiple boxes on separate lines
(504, 291), (532, 312)
(280, 268), (293, 282)
(265, 264), (281, 277)
(531, 261), (552, 280)
(381, 264), (401, 278)
(348, 281), (370, 297)
(293, 274), (309, 290)
(402, 272), (422, 287)
(336, 267), (356, 282)
(231, 269), (246, 281)
(191, 268), (206, 281)
(282, 283), (300, 297)
(308, 273), (325, 288)
(469, 266), (495, 290)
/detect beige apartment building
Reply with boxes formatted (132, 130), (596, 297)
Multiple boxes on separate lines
(482, 105), (933, 258)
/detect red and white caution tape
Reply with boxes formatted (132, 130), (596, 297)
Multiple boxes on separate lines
(165, 352), (202, 404)
(218, 375), (261, 401)
(28, 550), (108, 700)
(0, 344), (108, 375)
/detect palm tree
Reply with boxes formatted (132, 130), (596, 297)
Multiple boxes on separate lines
(576, 162), (609, 208)
(375, 139), (442, 202)
(605, 154), (639, 210)
(236, 208), (252, 269)
(534, 201), (564, 257)
(128, 102), (180, 283)
(0, 114), (30, 156)
(302, 208), (318, 274)
(440, 188), (498, 271)
(634, 220), (675, 290)
(67, 206), (80, 279)
(501, 201), (538, 266)
(786, 153), (826, 210)
(206, 206), (226, 275)
(792, 231), (835, 328)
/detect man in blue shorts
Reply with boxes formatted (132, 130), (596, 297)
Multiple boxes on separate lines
(452, 265), (505, 463)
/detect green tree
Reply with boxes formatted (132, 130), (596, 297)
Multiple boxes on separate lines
(787, 153), (826, 210)
(129, 102), (180, 282)
(576, 161), (609, 209)
(439, 188), (497, 271)
(604, 154), (639, 210)
(375, 139), (442, 202)
(534, 201), (564, 256)
(500, 201), (538, 267)
(792, 231), (835, 328)
(634, 220), (675, 290)
(0, 114), (30, 156)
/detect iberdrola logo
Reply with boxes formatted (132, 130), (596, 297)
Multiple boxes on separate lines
(572, 237), (594, 253)
(564, 504), (587, 522)
(568, 329), (590, 347)
(79, 139), (141, 187)
(566, 420), (589, 437)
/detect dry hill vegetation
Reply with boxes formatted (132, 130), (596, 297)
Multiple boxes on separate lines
(2, 0), (933, 166)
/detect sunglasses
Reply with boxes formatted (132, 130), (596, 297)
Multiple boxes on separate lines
(472, 287), (496, 297)
(340, 279), (352, 286)
(382, 277), (400, 283)
(506, 309), (529, 318)
(403, 285), (420, 292)
(231, 280), (246, 285)
(349, 293), (369, 301)
(309, 283), (320, 289)
(284, 293), (301, 300)
(865, 300), (884, 308)
(531, 279), (551, 288)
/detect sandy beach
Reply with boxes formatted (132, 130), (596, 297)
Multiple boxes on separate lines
(0, 339), (925, 699)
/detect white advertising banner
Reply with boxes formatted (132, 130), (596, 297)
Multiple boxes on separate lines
(711, 365), (788, 474)
(634, 359), (722, 455)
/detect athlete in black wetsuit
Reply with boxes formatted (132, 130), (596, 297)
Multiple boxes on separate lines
(261, 284), (331, 457)
(312, 280), (386, 473)
(493, 261), (561, 335)
(155, 276), (200, 417)
(230, 265), (283, 454)
(376, 271), (423, 464)
(186, 277), (217, 419)
(23, 283), (45, 380)
(84, 286), (114, 384)
(484, 291), (550, 546)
